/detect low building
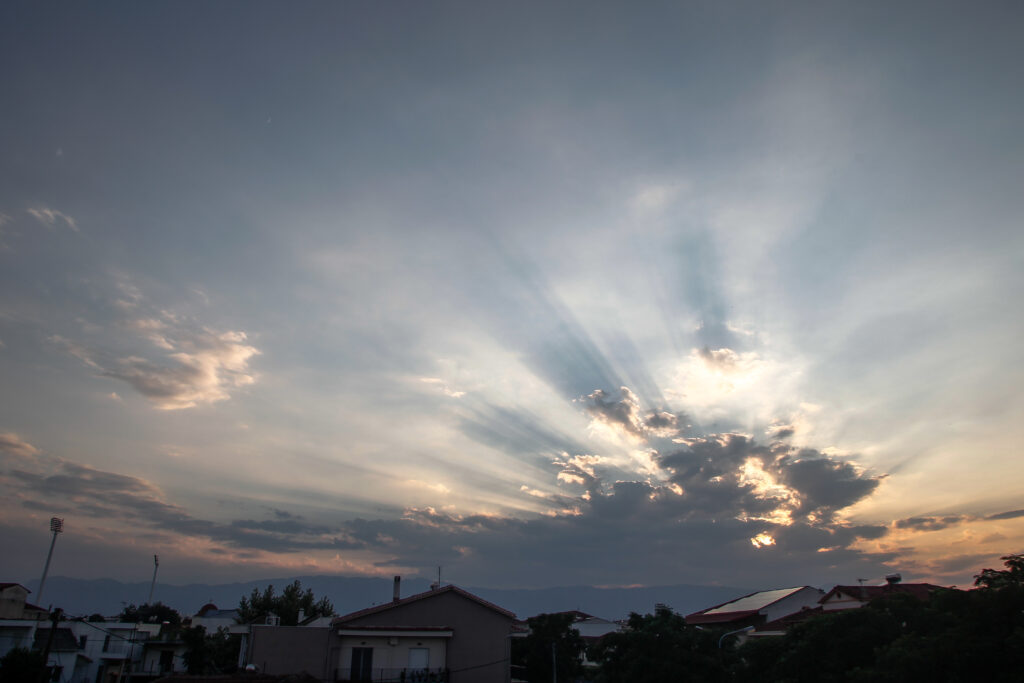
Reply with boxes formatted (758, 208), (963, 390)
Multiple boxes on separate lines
(0, 582), (48, 620)
(685, 586), (825, 629)
(820, 574), (947, 611)
(333, 584), (518, 683)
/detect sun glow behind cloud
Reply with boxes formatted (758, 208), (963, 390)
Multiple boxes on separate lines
(0, 1), (1021, 590)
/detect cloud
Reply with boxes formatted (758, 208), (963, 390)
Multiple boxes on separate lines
(27, 207), (78, 232)
(584, 387), (644, 438)
(583, 387), (681, 441)
(55, 323), (259, 410)
(697, 346), (745, 372)
(986, 509), (1024, 521)
(894, 515), (970, 531)
(3, 452), (360, 554)
(102, 329), (258, 410)
(0, 432), (40, 459)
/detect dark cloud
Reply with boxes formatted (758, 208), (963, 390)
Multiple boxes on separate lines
(643, 411), (679, 436)
(776, 452), (881, 515)
(986, 509), (1024, 521)
(580, 388), (682, 441)
(4, 457), (359, 554)
(895, 515), (970, 531)
(584, 387), (644, 437)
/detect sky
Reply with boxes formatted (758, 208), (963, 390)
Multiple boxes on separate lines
(1, 1), (1022, 593)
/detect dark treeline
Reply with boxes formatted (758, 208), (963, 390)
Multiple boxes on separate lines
(517, 554), (1024, 683)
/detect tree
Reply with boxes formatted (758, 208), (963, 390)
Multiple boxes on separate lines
(181, 625), (241, 675)
(118, 601), (182, 626)
(513, 612), (585, 683)
(0, 647), (45, 683)
(236, 580), (334, 625)
(589, 606), (728, 683)
(974, 553), (1024, 589)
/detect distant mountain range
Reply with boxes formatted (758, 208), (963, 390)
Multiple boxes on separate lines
(23, 575), (750, 621)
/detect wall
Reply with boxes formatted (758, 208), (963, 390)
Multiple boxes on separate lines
(761, 587), (825, 623)
(250, 625), (332, 680)
(341, 590), (515, 683)
(338, 634), (447, 681)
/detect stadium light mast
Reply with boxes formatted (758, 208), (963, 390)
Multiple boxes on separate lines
(147, 555), (159, 604)
(37, 517), (64, 605)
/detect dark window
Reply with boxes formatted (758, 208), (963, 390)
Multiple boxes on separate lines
(159, 649), (174, 673)
(351, 647), (373, 681)
(102, 635), (111, 652)
(49, 665), (63, 682)
(79, 635), (88, 649)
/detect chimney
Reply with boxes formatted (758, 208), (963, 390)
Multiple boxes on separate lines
(885, 573), (902, 585)
(393, 576), (401, 602)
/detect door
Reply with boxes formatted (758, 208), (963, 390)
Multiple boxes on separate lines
(351, 647), (373, 681)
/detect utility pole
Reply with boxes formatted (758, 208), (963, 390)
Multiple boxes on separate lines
(37, 607), (62, 683)
(551, 641), (557, 683)
(147, 555), (159, 604)
(37, 517), (64, 605)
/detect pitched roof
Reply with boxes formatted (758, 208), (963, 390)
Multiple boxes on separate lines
(0, 583), (28, 591)
(686, 587), (811, 624)
(820, 583), (946, 604)
(333, 585), (516, 624)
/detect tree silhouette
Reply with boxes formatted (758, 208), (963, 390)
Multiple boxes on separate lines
(974, 553), (1024, 589)
(236, 580), (334, 625)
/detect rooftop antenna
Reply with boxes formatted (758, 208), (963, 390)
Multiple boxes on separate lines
(37, 517), (64, 605)
(857, 577), (868, 602)
(147, 555), (159, 604)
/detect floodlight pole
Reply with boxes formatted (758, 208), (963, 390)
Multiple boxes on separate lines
(37, 517), (64, 605)
(148, 555), (159, 604)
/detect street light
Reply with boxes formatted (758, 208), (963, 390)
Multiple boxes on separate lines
(718, 625), (755, 649)
(37, 517), (64, 605)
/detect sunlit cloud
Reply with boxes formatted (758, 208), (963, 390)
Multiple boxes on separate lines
(27, 207), (78, 232)
(0, 432), (40, 459)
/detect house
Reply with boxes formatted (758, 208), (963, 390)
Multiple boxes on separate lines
(685, 586), (825, 629)
(136, 623), (189, 679)
(820, 574), (947, 611)
(191, 603), (242, 631)
(33, 626), (94, 682)
(331, 580), (518, 683)
(0, 582), (49, 619)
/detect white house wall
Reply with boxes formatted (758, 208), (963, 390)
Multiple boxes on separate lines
(339, 635), (448, 679)
(760, 587), (824, 623)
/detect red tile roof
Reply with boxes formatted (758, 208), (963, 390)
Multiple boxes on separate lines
(820, 583), (946, 604)
(333, 585), (517, 624)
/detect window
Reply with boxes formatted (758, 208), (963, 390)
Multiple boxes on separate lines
(159, 650), (174, 673)
(408, 647), (429, 670)
(351, 647), (373, 681)
(102, 635), (111, 652)
(79, 635), (88, 649)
